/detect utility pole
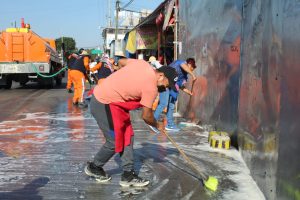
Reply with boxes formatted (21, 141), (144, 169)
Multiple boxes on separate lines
(61, 36), (64, 66)
(115, 0), (120, 48)
(174, 3), (178, 61)
(108, 0), (112, 27)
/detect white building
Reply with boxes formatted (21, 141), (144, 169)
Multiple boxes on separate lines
(102, 9), (152, 55)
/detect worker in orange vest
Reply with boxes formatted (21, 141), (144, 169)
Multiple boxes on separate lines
(69, 50), (90, 108)
(90, 58), (117, 85)
(65, 51), (78, 93)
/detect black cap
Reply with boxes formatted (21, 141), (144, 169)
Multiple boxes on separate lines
(78, 48), (84, 54)
(158, 66), (178, 91)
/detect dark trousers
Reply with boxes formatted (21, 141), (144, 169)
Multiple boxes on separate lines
(90, 95), (134, 172)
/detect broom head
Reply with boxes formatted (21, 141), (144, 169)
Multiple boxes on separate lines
(204, 176), (218, 191)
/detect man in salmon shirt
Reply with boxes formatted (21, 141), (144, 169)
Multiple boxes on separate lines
(85, 58), (178, 187)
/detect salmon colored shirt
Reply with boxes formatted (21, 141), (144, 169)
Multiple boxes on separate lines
(93, 59), (158, 108)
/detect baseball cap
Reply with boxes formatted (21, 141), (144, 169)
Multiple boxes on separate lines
(148, 56), (156, 63)
(78, 48), (84, 54)
(158, 66), (178, 91)
(80, 50), (89, 56)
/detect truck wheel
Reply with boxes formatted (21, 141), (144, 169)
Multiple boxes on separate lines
(44, 78), (54, 89)
(47, 78), (54, 88)
(20, 81), (28, 86)
(4, 77), (12, 89)
(38, 77), (53, 89)
(55, 77), (62, 86)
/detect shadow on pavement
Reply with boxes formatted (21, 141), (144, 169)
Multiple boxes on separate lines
(0, 177), (50, 200)
(15, 82), (68, 90)
(103, 142), (178, 176)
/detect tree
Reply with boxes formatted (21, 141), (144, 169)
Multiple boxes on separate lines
(55, 37), (76, 53)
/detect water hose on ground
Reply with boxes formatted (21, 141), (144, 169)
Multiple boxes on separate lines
(31, 64), (68, 78)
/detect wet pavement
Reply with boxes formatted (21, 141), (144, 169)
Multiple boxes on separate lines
(0, 83), (265, 200)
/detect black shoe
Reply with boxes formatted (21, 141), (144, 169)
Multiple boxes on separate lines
(119, 170), (150, 187)
(84, 162), (111, 182)
(67, 89), (73, 93)
(78, 102), (88, 108)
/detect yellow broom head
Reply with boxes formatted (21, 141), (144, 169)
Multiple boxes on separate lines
(204, 176), (218, 191)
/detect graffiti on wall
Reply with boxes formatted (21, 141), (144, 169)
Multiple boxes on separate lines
(178, 0), (300, 199)
(178, 0), (242, 132)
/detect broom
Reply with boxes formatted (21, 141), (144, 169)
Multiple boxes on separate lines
(161, 129), (219, 191)
(182, 79), (196, 125)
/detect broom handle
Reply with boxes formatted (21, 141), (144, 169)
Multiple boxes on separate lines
(162, 130), (207, 180)
(191, 79), (195, 92)
(186, 80), (196, 113)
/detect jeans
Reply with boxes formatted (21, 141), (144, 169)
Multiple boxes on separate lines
(154, 89), (176, 126)
(90, 95), (134, 172)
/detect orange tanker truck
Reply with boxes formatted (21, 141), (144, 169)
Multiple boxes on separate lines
(0, 19), (64, 89)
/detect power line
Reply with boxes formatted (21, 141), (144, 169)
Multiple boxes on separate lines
(79, 45), (101, 49)
(121, 0), (134, 9)
(121, 8), (142, 14)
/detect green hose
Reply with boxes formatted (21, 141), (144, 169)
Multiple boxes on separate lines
(31, 64), (68, 78)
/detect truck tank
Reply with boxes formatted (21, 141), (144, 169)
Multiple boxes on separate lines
(0, 24), (64, 89)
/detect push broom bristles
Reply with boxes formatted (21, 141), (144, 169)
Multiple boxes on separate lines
(204, 176), (218, 191)
(162, 130), (219, 191)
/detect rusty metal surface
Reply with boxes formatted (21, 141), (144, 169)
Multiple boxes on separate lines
(238, 1), (280, 199)
(236, 0), (300, 199)
(178, 0), (242, 133)
(277, 1), (300, 199)
(178, 0), (300, 199)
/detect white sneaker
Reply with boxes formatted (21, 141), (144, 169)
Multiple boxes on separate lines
(148, 125), (160, 134)
(165, 125), (180, 132)
(84, 162), (111, 182)
(119, 171), (150, 187)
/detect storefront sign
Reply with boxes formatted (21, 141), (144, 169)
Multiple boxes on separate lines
(136, 26), (157, 50)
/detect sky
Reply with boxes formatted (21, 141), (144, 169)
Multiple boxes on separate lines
(0, 0), (163, 49)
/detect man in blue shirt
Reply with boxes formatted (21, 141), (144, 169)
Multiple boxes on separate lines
(152, 58), (197, 131)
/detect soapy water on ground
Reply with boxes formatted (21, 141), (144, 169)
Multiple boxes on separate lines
(0, 111), (265, 199)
